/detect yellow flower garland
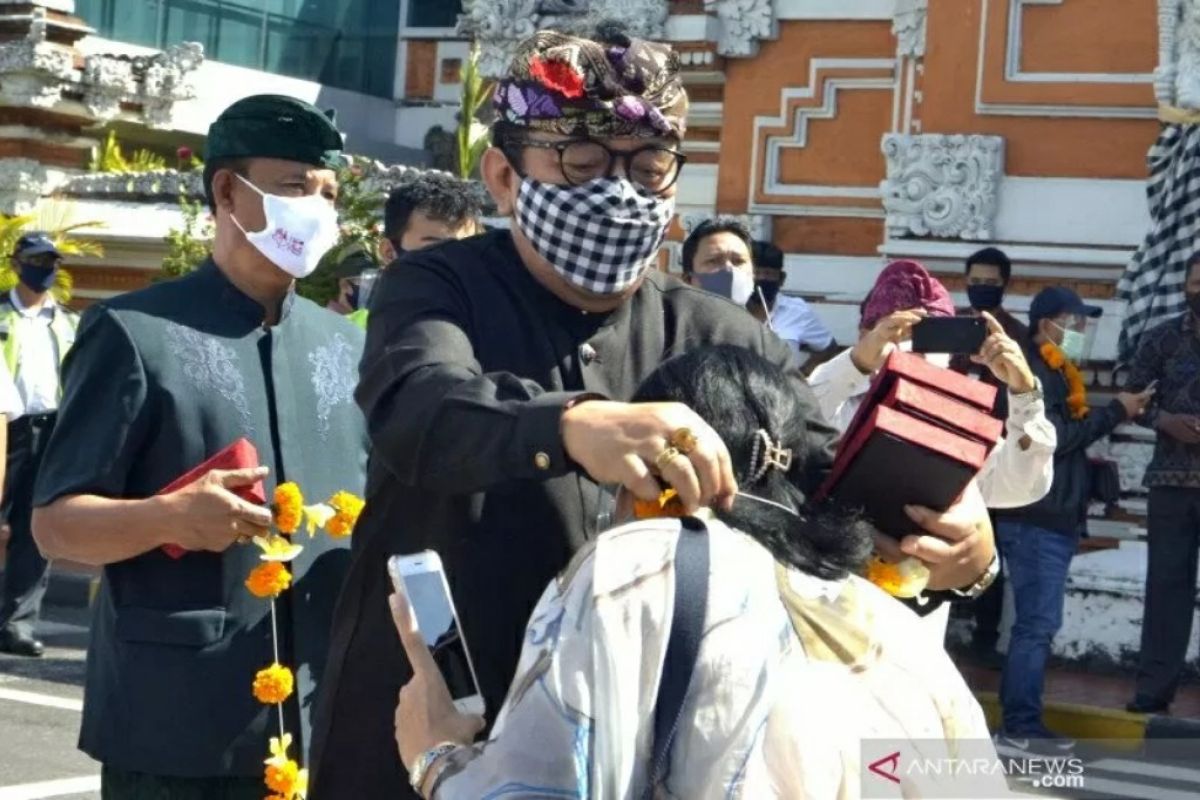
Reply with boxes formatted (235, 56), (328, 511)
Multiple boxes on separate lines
(245, 562), (291, 598)
(253, 663), (294, 705)
(1038, 341), (1089, 419)
(273, 482), (304, 535)
(246, 486), (362, 800)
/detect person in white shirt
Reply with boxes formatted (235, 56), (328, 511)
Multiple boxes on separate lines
(747, 240), (837, 367)
(0, 232), (77, 657)
(808, 260), (1055, 642)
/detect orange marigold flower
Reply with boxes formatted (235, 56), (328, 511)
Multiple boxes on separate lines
(274, 482), (304, 535)
(865, 556), (929, 599)
(264, 759), (300, 797)
(326, 491), (364, 538)
(245, 562), (292, 598)
(252, 662), (294, 705)
(633, 488), (687, 520)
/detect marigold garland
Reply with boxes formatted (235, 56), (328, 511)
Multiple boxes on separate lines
(253, 663), (295, 705)
(245, 562), (292, 598)
(264, 734), (307, 799)
(326, 491), (364, 538)
(633, 487), (687, 520)
(865, 556), (930, 598)
(273, 482), (304, 535)
(1038, 341), (1089, 419)
(244, 483), (361, 800)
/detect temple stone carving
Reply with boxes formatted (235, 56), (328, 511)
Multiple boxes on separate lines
(880, 133), (1005, 240)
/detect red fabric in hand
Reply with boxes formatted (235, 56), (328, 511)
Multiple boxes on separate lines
(157, 438), (265, 559)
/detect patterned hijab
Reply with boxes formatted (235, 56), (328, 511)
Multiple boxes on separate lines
(493, 28), (688, 139)
(860, 260), (955, 330)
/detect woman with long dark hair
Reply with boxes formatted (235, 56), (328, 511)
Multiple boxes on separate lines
(389, 346), (1011, 799)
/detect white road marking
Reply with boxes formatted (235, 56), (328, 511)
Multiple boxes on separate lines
(0, 688), (82, 712)
(0, 776), (99, 799)
(1090, 757), (1200, 784)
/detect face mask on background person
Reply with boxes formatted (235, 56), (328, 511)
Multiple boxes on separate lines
(231, 174), (339, 279)
(966, 284), (1004, 311)
(695, 269), (756, 306)
(18, 260), (57, 292)
(1051, 321), (1087, 362)
(514, 176), (675, 296)
(755, 278), (782, 309)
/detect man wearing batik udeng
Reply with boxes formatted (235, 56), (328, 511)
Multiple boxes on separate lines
(311, 24), (997, 799)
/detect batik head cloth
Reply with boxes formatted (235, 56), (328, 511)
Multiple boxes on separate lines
(861, 260), (955, 329)
(494, 28), (688, 139)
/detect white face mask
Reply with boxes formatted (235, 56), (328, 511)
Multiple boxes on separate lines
(730, 268), (755, 306)
(231, 174), (339, 279)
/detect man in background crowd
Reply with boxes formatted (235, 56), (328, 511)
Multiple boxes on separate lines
(952, 246), (1029, 668)
(0, 233), (77, 657)
(380, 172), (486, 263)
(995, 287), (1151, 753)
(327, 243), (379, 317)
(680, 216), (756, 306)
(747, 239), (836, 368)
(1126, 253), (1200, 714)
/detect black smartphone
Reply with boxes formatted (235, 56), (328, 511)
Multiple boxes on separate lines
(911, 317), (987, 355)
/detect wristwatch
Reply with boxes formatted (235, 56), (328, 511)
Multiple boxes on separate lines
(952, 553), (1000, 599)
(410, 742), (460, 796)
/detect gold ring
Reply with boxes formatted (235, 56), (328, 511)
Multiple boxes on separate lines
(654, 446), (681, 472)
(669, 427), (699, 454)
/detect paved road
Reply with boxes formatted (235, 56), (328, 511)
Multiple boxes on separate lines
(0, 604), (98, 800)
(5, 606), (1200, 800)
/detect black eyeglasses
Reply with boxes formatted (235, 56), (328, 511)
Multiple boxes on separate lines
(505, 138), (687, 194)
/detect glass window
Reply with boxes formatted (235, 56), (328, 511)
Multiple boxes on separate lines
(76, 0), (397, 98)
(407, 0), (462, 28)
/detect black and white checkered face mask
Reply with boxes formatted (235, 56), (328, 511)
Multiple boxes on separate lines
(515, 177), (675, 295)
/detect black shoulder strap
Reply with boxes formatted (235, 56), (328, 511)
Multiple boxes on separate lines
(644, 516), (709, 799)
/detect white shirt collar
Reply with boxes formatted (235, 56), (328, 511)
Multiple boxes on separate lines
(9, 288), (55, 319)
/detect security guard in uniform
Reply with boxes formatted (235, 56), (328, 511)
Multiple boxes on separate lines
(0, 233), (77, 657)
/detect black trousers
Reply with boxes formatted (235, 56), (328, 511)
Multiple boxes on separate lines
(0, 413), (56, 637)
(1134, 486), (1200, 704)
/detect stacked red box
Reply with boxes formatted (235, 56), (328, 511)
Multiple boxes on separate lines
(818, 350), (1003, 538)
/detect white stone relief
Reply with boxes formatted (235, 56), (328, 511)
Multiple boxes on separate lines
(880, 133), (1005, 240)
(704, 0), (776, 58)
(0, 158), (49, 215)
(1155, 0), (1200, 109)
(459, 0), (668, 77)
(893, 0), (929, 59)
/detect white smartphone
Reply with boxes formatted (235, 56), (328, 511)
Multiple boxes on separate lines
(387, 551), (486, 717)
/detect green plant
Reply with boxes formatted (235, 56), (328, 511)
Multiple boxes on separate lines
(161, 194), (214, 279)
(90, 131), (168, 174)
(456, 43), (493, 180)
(0, 200), (106, 303)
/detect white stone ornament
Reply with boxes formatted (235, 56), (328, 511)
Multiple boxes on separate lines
(460, 0), (669, 78)
(704, 0), (776, 58)
(880, 133), (1005, 240)
(1159, 0), (1200, 109)
(0, 157), (49, 214)
(893, 0), (929, 59)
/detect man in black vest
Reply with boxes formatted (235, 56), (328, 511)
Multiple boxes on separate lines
(32, 95), (366, 797)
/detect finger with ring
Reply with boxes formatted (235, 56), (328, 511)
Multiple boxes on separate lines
(654, 446), (682, 473)
(669, 427), (699, 454)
